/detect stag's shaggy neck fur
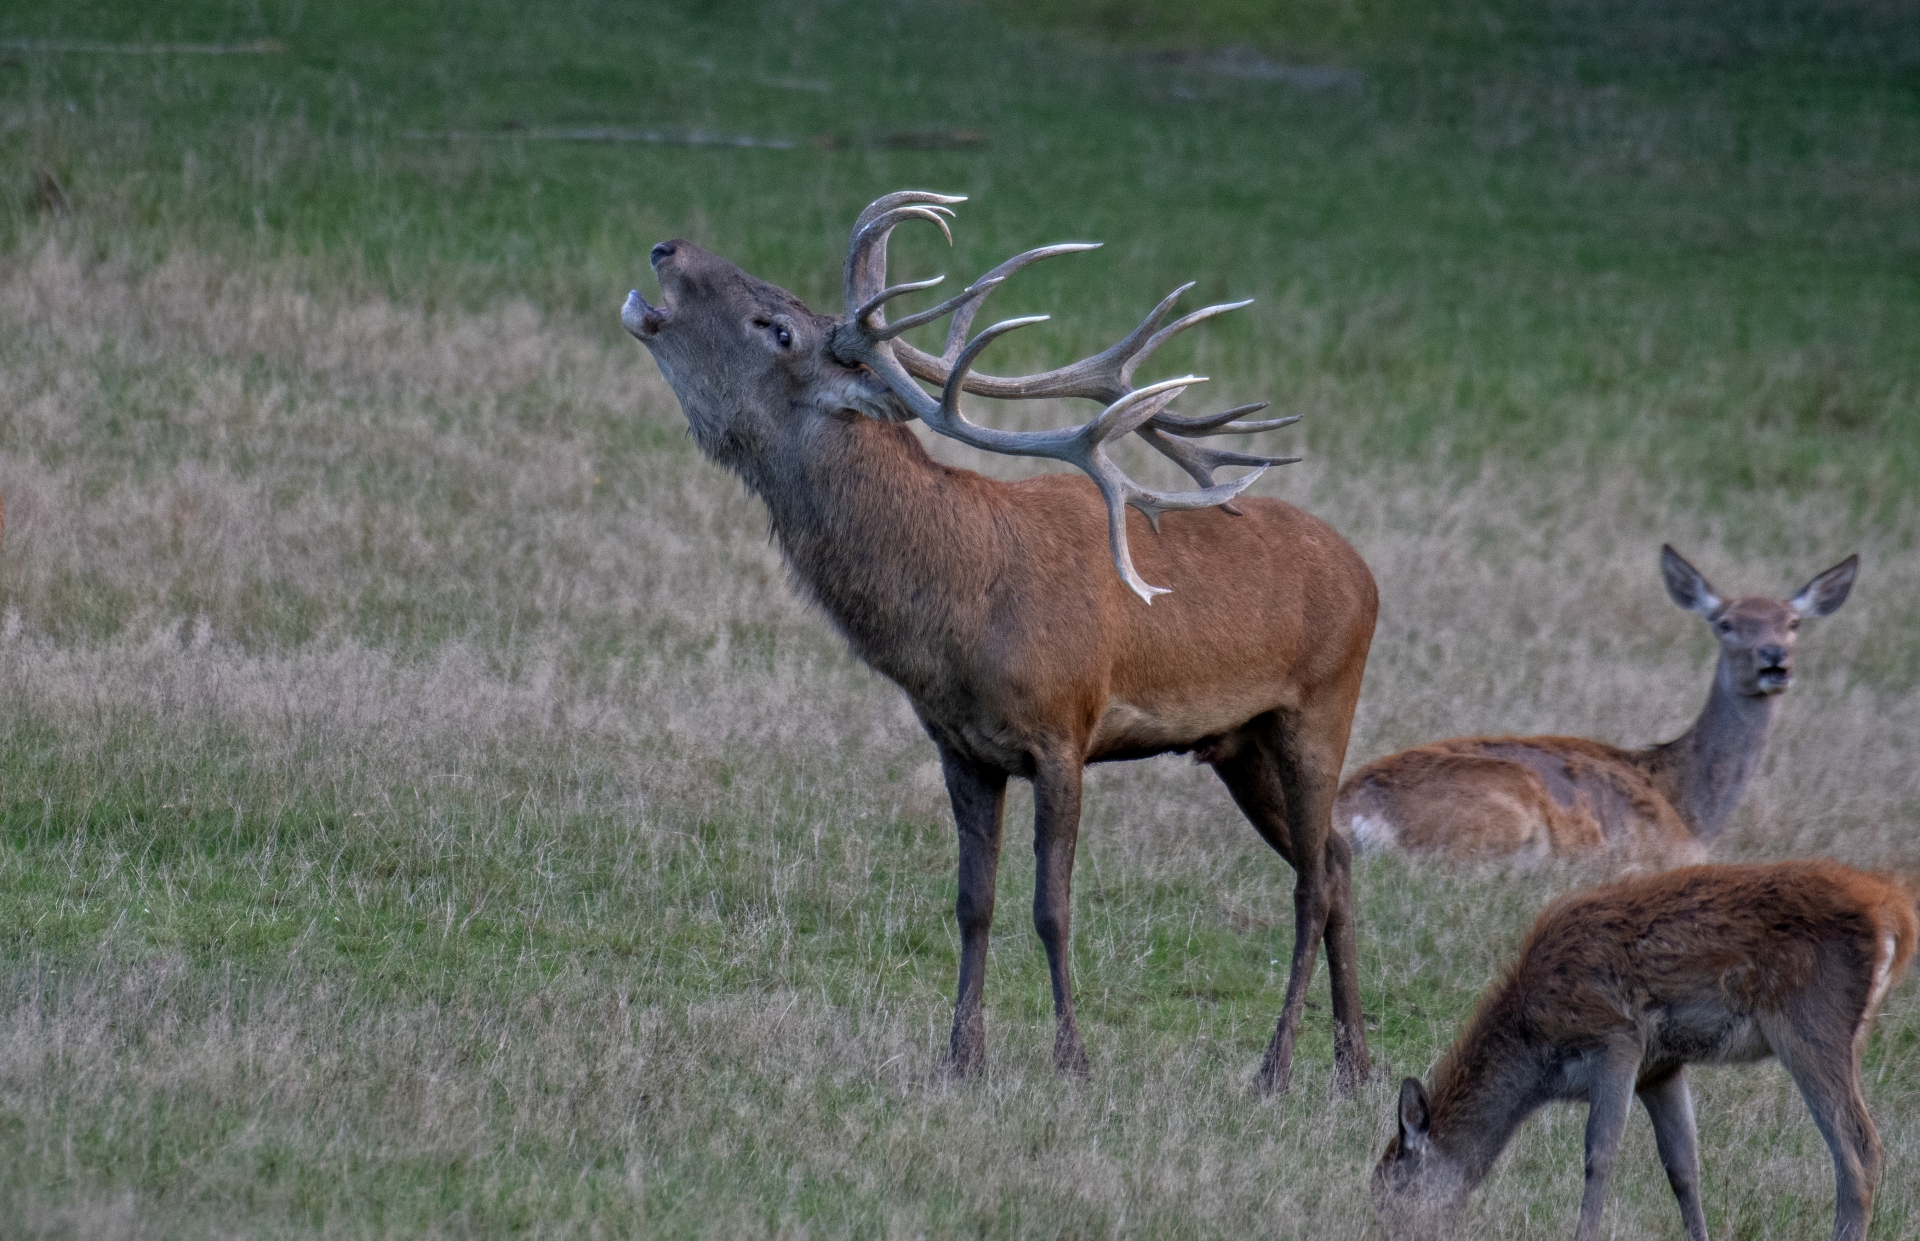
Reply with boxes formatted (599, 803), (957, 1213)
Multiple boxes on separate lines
(729, 404), (1005, 699)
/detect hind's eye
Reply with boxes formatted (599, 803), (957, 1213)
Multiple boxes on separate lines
(775, 326), (792, 348)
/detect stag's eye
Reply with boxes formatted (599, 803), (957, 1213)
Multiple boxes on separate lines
(1717, 619), (1734, 634)
(752, 316), (794, 350)
(1788, 617), (1800, 630)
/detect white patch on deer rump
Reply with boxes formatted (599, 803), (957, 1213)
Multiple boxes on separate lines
(1348, 813), (1397, 854)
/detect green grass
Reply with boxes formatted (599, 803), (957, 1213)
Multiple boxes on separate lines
(1, 1), (1918, 1237)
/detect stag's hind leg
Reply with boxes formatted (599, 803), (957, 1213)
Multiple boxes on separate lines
(1320, 829), (1370, 1090)
(936, 743), (1008, 1077)
(1215, 707), (1368, 1094)
(1031, 752), (1090, 1075)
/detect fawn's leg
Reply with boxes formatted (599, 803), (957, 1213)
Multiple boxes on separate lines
(1639, 1067), (1708, 1241)
(1575, 1036), (1644, 1241)
(1768, 1013), (1882, 1241)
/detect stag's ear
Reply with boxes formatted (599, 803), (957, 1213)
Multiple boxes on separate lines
(1789, 554), (1858, 619)
(1661, 545), (1723, 618)
(1398, 1078), (1432, 1153)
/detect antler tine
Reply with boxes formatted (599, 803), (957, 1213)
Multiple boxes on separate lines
(852, 190), (965, 236)
(1085, 375), (1201, 443)
(853, 275), (946, 329)
(872, 276), (1006, 341)
(1150, 401), (1303, 437)
(929, 243), (1103, 359)
(929, 324), (1273, 602)
(843, 204), (958, 319)
(1135, 403), (1299, 516)
(898, 280), (1194, 403)
(1120, 298), (1255, 391)
(927, 315), (1061, 447)
(1138, 424), (1298, 491)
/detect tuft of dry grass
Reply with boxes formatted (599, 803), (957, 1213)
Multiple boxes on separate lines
(0, 245), (1916, 1237)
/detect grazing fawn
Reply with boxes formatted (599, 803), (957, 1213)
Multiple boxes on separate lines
(1336, 546), (1857, 863)
(1373, 861), (1916, 1241)
(623, 192), (1376, 1091)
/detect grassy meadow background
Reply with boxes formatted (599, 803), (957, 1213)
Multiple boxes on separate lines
(1, 0), (1917, 1236)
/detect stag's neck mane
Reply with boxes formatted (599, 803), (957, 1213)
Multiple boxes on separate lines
(737, 406), (1008, 687)
(1641, 656), (1779, 841)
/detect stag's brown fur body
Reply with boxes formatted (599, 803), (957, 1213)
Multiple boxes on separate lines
(1374, 861), (1917, 1241)
(1337, 548), (1857, 866)
(625, 211), (1375, 1090)
(777, 415), (1373, 766)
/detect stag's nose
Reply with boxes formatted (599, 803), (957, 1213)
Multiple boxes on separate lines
(650, 241), (677, 266)
(1757, 644), (1788, 668)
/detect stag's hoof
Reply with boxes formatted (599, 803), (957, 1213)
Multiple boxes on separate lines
(1334, 1053), (1374, 1097)
(1256, 1052), (1293, 1097)
(1054, 1031), (1090, 1078)
(946, 1019), (986, 1079)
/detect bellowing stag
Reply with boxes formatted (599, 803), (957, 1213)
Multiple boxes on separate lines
(622, 191), (1376, 1091)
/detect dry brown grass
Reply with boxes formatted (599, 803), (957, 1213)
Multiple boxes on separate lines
(0, 244), (1916, 1237)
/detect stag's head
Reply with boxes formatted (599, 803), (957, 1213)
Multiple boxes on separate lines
(1371, 1078), (1468, 1241)
(1661, 545), (1858, 697)
(623, 191), (1303, 602)
(621, 239), (908, 464)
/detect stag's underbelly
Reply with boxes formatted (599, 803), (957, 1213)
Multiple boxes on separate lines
(1088, 692), (1285, 757)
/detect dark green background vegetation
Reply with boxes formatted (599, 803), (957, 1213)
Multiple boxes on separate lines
(7, 0), (1917, 512)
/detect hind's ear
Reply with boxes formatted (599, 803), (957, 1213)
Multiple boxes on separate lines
(1398, 1077), (1432, 1152)
(1661, 545), (1723, 618)
(1790, 554), (1858, 619)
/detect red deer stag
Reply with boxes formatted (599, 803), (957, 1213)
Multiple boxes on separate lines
(621, 191), (1377, 1091)
(1336, 546), (1857, 864)
(1373, 861), (1916, 1241)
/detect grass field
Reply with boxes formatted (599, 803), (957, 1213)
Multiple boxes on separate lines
(1, 1), (1917, 1237)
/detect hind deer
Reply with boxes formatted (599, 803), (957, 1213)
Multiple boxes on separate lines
(621, 191), (1377, 1091)
(1373, 861), (1916, 1241)
(1335, 546), (1857, 864)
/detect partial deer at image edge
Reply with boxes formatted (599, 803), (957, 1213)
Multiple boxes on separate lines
(1372, 860), (1917, 1241)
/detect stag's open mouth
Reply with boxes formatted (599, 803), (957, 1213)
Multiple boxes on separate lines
(1756, 667), (1791, 693)
(621, 289), (672, 340)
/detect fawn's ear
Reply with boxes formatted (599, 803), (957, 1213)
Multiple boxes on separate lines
(1789, 554), (1858, 619)
(1661, 545), (1723, 618)
(1398, 1078), (1432, 1152)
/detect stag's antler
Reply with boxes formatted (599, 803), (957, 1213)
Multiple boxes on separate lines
(827, 190), (1300, 603)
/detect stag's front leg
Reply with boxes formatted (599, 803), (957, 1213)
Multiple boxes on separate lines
(1032, 753), (1089, 1075)
(939, 746), (1008, 1077)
